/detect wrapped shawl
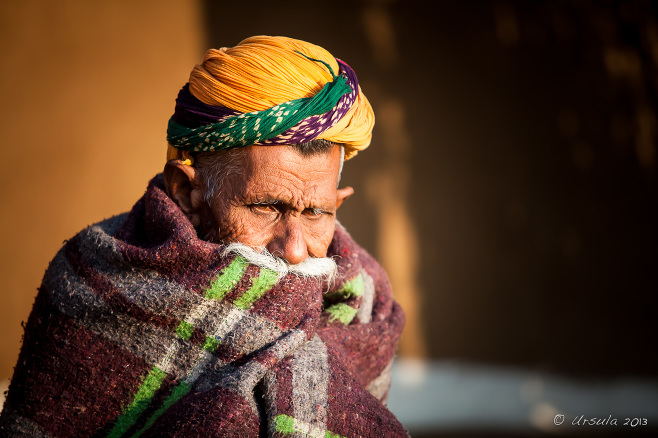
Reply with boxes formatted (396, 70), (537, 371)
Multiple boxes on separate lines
(0, 175), (407, 437)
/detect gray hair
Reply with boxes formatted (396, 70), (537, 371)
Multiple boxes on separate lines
(195, 140), (345, 205)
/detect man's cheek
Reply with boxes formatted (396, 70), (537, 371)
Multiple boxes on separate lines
(215, 214), (248, 243)
(219, 217), (267, 247)
(305, 222), (335, 257)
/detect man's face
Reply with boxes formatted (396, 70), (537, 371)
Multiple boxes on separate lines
(199, 145), (351, 265)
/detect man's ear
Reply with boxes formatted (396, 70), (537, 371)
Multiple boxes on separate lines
(163, 160), (206, 227)
(336, 186), (354, 209)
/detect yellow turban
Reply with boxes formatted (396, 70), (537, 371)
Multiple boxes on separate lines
(167, 36), (374, 160)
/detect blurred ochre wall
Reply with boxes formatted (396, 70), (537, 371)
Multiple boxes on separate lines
(0, 0), (204, 380)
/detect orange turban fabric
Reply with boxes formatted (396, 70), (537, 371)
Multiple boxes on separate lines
(167, 36), (374, 161)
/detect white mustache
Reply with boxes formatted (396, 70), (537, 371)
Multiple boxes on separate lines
(221, 243), (337, 282)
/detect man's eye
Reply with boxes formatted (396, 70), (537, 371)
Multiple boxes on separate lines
(304, 208), (326, 218)
(251, 204), (278, 213)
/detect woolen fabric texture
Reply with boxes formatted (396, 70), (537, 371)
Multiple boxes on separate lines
(0, 175), (407, 438)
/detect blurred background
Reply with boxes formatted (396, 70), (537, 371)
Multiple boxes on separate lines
(1, 1), (657, 436)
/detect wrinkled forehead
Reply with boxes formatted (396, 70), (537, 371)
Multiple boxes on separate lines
(238, 145), (342, 203)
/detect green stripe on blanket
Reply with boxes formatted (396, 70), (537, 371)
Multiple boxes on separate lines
(342, 273), (365, 297)
(233, 268), (279, 309)
(325, 303), (358, 325)
(275, 414), (346, 438)
(107, 259), (251, 437)
(202, 335), (220, 352)
(322, 273), (364, 302)
(175, 320), (194, 340)
(205, 257), (249, 300)
(132, 382), (192, 437)
(107, 366), (168, 437)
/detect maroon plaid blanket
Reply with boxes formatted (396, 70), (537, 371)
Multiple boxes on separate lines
(0, 175), (407, 437)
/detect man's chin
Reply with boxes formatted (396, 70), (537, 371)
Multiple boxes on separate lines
(222, 242), (337, 281)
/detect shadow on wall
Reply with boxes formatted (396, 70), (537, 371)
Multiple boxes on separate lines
(203, 0), (657, 377)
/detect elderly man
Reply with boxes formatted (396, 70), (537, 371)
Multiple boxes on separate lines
(0, 36), (406, 437)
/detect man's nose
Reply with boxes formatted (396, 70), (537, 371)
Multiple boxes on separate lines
(266, 216), (308, 265)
